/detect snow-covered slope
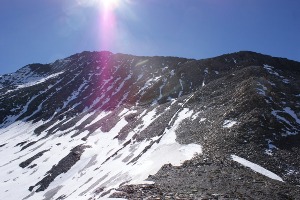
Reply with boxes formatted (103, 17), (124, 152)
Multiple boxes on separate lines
(0, 107), (201, 199)
(0, 64), (54, 89)
(0, 51), (300, 199)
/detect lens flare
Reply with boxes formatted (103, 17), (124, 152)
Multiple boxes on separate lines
(99, 0), (118, 51)
(100, 0), (120, 10)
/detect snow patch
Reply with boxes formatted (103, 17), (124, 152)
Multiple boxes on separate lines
(256, 82), (267, 96)
(272, 107), (300, 135)
(16, 71), (64, 89)
(263, 64), (289, 84)
(138, 76), (161, 95)
(265, 139), (278, 156)
(223, 120), (237, 128)
(170, 70), (175, 76)
(231, 155), (283, 182)
(137, 74), (143, 81)
(129, 108), (202, 183)
(283, 107), (300, 124)
(191, 112), (200, 120)
(199, 118), (206, 122)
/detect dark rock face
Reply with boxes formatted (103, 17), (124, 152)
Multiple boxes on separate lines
(29, 145), (88, 192)
(0, 51), (300, 199)
(19, 149), (49, 168)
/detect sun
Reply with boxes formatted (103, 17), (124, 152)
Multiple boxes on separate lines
(100, 0), (120, 10)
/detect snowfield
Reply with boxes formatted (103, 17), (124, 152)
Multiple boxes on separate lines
(0, 107), (202, 200)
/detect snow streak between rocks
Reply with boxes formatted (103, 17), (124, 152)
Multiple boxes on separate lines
(231, 155), (283, 182)
(0, 106), (202, 200)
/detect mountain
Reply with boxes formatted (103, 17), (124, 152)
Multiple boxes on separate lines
(0, 51), (300, 200)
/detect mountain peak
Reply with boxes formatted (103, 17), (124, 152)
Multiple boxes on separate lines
(0, 51), (300, 199)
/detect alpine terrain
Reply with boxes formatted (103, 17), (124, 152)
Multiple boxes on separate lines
(0, 51), (300, 200)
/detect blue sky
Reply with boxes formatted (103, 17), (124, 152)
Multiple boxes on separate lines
(1, 0), (300, 75)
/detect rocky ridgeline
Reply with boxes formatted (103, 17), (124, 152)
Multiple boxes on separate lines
(0, 51), (300, 199)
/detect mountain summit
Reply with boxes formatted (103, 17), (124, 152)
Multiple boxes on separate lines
(0, 51), (300, 199)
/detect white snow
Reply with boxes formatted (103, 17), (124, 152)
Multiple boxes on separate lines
(191, 112), (206, 122)
(117, 91), (129, 107)
(162, 66), (168, 72)
(231, 155), (284, 182)
(74, 112), (95, 127)
(16, 71), (64, 89)
(263, 64), (279, 76)
(137, 74), (143, 81)
(2, 87), (47, 124)
(151, 77), (168, 105)
(0, 65), (63, 91)
(283, 107), (300, 124)
(191, 111), (200, 120)
(112, 73), (132, 96)
(223, 120), (237, 128)
(265, 139), (278, 156)
(170, 70), (175, 76)
(199, 118), (206, 122)
(138, 76), (161, 95)
(263, 64), (289, 84)
(256, 82), (267, 96)
(282, 79), (290, 84)
(179, 79), (184, 90)
(178, 91), (183, 98)
(0, 121), (86, 200)
(61, 81), (88, 110)
(118, 108), (130, 117)
(272, 110), (293, 127)
(158, 78), (167, 100)
(0, 107), (202, 200)
(141, 109), (157, 126)
(106, 77), (121, 92)
(85, 111), (111, 127)
(272, 107), (300, 135)
(128, 108), (202, 183)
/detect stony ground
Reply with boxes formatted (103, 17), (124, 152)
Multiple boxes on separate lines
(111, 154), (300, 199)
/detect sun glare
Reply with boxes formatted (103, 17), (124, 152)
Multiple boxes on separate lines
(100, 0), (120, 10)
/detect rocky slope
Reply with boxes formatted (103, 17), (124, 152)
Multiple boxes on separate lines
(0, 51), (300, 199)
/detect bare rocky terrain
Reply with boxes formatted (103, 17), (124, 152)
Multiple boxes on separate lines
(0, 51), (299, 199)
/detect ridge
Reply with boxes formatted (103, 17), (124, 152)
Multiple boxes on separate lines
(0, 51), (299, 199)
